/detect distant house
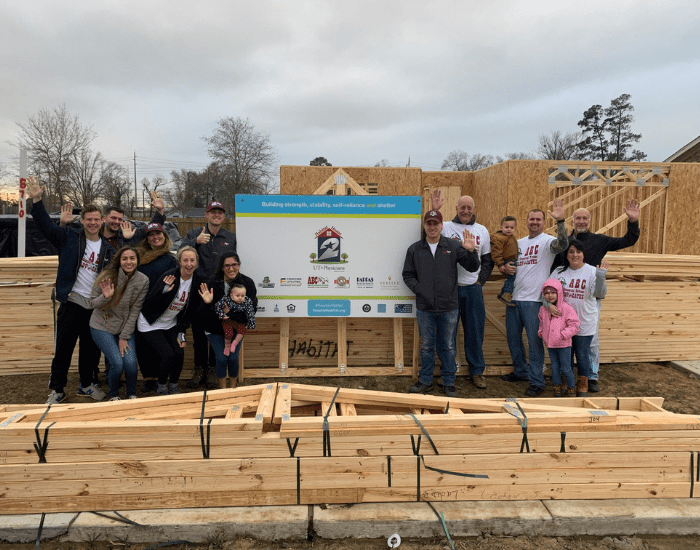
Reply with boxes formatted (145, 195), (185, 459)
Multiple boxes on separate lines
(665, 135), (700, 162)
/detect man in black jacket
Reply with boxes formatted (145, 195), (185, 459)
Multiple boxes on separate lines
(402, 210), (480, 398)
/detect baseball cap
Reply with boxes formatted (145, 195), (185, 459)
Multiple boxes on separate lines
(206, 201), (226, 212)
(423, 210), (443, 223)
(145, 223), (164, 235)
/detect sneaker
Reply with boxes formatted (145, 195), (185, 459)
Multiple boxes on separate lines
(141, 379), (157, 393)
(409, 381), (434, 394)
(497, 292), (515, 307)
(443, 385), (458, 398)
(205, 370), (218, 390)
(157, 383), (169, 395)
(77, 383), (106, 401)
(186, 366), (204, 389)
(109, 396), (121, 401)
(46, 390), (65, 404)
(588, 380), (600, 393)
(470, 375), (487, 389)
(128, 395), (139, 400)
(501, 372), (529, 382)
(168, 383), (180, 395)
(525, 385), (544, 397)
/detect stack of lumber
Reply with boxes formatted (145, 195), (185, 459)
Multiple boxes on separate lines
(1, 384), (699, 514)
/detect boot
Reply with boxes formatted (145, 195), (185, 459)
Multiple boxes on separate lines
(553, 385), (562, 398)
(577, 375), (588, 397)
(565, 387), (577, 397)
(186, 366), (204, 388)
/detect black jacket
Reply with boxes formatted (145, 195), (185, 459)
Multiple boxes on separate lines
(198, 272), (257, 335)
(140, 267), (203, 333)
(30, 200), (115, 303)
(181, 226), (237, 280)
(551, 220), (640, 270)
(402, 236), (480, 313)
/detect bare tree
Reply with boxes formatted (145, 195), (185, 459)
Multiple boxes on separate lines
(310, 157), (332, 166)
(202, 117), (279, 207)
(101, 162), (131, 209)
(15, 104), (96, 209)
(495, 152), (535, 163)
(66, 148), (104, 207)
(537, 130), (582, 160)
(165, 169), (200, 214)
(140, 175), (168, 216)
(441, 150), (494, 171)
(374, 159), (390, 167)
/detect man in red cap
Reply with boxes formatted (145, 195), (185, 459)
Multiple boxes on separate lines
(181, 200), (237, 388)
(402, 209), (480, 398)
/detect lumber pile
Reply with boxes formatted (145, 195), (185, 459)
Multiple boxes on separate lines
(1, 384), (699, 514)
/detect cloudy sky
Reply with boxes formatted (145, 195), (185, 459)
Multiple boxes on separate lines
(1, 0), (698, 195)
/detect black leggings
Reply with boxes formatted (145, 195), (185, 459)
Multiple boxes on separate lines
(136, 326), (184, 385)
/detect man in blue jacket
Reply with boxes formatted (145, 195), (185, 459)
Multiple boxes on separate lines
(28, 177), (115, 404)
(402, 210), (480, 397)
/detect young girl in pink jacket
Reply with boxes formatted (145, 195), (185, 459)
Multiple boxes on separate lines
(538, 278), (580, 397)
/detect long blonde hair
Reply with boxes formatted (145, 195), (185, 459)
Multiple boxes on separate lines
(93, 247), (141, 309)
(135, 230), (173, 265)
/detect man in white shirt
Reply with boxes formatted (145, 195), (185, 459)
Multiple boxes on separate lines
(501, 199), (568, 396)
(430, 191), (494, 389)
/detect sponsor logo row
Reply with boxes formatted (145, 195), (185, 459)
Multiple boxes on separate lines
(259, 276), (401, 289)
(256, 303), (413, 314)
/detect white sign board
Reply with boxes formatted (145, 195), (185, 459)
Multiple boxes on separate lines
(236, 195), (422, 317)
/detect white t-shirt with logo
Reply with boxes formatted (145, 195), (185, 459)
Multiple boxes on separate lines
(137, 278), (192, 332)
(512, 233), (558, 302)
(551, 264), (600, 336)
(71, 239), (102, 298)
(441, 221), (490, 285)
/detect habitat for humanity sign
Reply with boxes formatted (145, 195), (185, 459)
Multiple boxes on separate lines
(236, 195), (421, 317)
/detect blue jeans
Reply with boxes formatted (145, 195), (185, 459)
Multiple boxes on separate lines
(458, 285), (485, 375)
(548, 346), (575, 388)
(90, 328), (138, 398)
(416, 308), (459, 386)
(207, 333), (240, 379)
(572, 334), (593, 379)
(506, 300), (545, 388)
(500, 264), (516, 295)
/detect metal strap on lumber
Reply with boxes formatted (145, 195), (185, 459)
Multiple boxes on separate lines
(322, 387), (340, 457)
(286, 437), (300, 457)
(504, 399), (530, 453)
(426, 502), (456, 550)
(33, 405), (54, 463)
(560, 432), (567, 453)
(199, 389), (212, 459)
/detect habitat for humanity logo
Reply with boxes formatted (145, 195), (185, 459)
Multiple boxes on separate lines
(307, 276), (329, 288)
(258, 276), (275, 288)
(280, 277), (303, 287)
(310, 226), (349, 264)
(356, 277), (374, 288)
(334, 276), (350, 288)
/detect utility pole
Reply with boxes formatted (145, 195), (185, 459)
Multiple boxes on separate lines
(133, 151), (137, 217)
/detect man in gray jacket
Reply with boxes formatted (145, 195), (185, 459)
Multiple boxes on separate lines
(402, 210), (480, 398)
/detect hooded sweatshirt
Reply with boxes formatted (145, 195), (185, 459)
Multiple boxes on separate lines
(538, 278), (580, 349)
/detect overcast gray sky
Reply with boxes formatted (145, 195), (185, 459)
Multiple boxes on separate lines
(1, 0), (698, 194)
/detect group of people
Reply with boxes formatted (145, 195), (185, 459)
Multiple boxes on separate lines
(28, 177), (255, 404)
(403, 190), (640, 398)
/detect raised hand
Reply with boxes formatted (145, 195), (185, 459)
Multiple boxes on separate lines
(162, 274), (176, 292)
(430, 189), (444, 211)
(599, 260), (610, 270)
(99, 278), (114, 299)
(120, 221), (135, 240)
(27, 176), (44, 201)
(151, 191), (165, 214)
(196, 227), (210, 244)
(198, 282), (214, 304)
(59, 203), (74, 226)
(548, 197), (565, 221)
(461, 229), (476, 251)
(624, 199), (640, 222)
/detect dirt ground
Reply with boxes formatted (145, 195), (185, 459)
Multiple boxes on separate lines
(3, 362), (700, 550)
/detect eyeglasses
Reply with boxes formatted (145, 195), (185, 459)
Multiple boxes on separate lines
(223, 263), (240, 269)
